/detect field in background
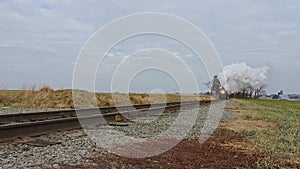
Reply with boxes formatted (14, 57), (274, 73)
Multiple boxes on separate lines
(0, 86), (213, 108)
(224, 99), (299, 168)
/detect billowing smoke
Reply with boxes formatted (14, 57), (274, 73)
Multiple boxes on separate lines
(218, 63), (269, 93)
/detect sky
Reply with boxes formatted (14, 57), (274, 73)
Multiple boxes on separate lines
(0, 0), (299, 94)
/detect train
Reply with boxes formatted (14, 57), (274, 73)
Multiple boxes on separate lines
(218, 88), (228, 100)
(218, 88), (264, 100)
(210, 87), (228, 100)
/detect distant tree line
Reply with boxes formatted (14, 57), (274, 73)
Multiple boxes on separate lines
(228, 85), (266, 99)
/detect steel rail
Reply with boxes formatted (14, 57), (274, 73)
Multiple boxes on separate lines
(0, 100), (211, 142)
(0, 101), (205, 124)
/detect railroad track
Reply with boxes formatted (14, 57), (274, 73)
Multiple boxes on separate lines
(0, 100), (212, 142)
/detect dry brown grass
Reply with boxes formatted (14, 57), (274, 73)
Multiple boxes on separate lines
(223, 119), (275, 133)
(0, 87), (212, 108)
(221, 106), (275, 133)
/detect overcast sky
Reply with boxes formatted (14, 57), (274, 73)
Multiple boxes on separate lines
(0, 0), (299, 93)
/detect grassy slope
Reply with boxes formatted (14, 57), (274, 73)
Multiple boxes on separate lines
(228, 99), (299, 168)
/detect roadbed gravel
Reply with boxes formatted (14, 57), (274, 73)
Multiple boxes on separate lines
(0, 101), (236, 168)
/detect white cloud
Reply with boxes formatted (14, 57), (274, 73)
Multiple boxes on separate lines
(185, 54), (193, 58)
(277, 29), (299, 36)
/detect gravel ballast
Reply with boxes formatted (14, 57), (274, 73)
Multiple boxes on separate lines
(0, 101), (233, 168)
(0, 108), (71, 115)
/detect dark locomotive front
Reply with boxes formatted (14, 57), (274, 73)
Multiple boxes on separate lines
(218, 88), (228, 100)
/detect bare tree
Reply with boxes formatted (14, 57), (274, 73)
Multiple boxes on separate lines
(254, 85), (266, 98)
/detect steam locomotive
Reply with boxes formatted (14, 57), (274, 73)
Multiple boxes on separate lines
(211, 87), (228, 100)
(218, 88), (228, 100)
(218, 87), (228, 100)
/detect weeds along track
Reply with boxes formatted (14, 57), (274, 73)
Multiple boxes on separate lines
(0, 100), (212, 142)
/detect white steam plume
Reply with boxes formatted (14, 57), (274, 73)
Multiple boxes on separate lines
(218, 63), (269, 93)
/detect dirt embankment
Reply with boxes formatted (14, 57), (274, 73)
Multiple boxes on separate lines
(60, 129), (263, 169)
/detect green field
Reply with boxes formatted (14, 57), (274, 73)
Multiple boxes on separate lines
(231, 99), (300, 168)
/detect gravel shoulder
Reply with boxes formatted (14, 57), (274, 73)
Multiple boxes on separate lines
(0, 101), (250, 169)
(0, 107), (71, 115)
(62, 101), (262, 169)
(66, 129), (261, 169)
